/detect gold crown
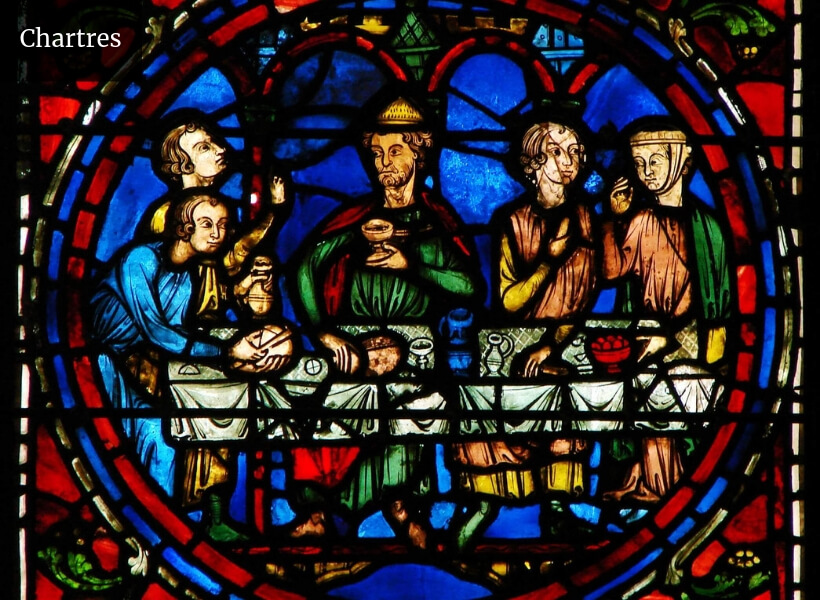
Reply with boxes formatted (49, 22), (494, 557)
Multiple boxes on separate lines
(629, 130), (688, 145)
(376, 97), (425, 126)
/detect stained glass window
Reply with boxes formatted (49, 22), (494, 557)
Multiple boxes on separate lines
(13, 0), (813, 599)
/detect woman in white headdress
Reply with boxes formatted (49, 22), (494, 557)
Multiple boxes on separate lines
(601, 122), (731, 502)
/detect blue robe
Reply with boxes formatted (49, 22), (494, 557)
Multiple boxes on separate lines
(90, 241), (222, 495)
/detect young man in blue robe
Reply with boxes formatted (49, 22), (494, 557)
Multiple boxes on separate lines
(90, 190), (288, 540)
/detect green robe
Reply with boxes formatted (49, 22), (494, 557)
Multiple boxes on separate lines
(619, 200), (731, 323)
(294, 195), (483, 515)
(690, 203), (731, 321)
(297, 201), (481, 326)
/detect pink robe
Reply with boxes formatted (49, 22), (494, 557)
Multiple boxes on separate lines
(602, 209), (692, 318)
(602, 208), (692, 501)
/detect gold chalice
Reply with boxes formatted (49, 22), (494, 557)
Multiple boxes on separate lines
(361, 219), (394, 259)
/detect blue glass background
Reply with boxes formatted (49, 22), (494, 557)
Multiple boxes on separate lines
(82, 33), (738, 559)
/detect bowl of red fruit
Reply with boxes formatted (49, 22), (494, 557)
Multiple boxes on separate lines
(588, 333), (631, 373)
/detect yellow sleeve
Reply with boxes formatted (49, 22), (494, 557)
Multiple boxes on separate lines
(706, 326), (727, 364)
(499, 233), (550, 313)
(150, 201), (171, 235)
(223, 211), (275, 277)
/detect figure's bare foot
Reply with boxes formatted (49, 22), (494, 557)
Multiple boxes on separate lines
(289, 511), (326, 538)
(407, 521), (428, 550)
(625, 481), (662, 503)
(602, 463), (641, 501)
(387, 500), (429, 550)
(389, 500), (408, 524)
(452, 561), (505, 588)
(314, 561), (373, 585)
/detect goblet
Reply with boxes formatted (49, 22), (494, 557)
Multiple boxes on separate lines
(361, 219), (394, 258)
(409, 337), (434, 370)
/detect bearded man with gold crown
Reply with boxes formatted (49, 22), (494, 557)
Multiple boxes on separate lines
(286, 94), (484, 549)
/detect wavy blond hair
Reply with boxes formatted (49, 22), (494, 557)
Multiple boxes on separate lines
(519, 122), (585, 184)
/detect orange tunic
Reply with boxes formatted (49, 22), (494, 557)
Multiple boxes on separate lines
(452, 200), (597, 500)
(500, 202), (597, 319)
(602, 208), (692, 318)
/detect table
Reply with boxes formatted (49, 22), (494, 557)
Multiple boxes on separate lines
(166, 320), (724, 444)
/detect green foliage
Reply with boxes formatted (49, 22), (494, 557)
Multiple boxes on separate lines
(747, 14), (777, 37)
(685, 568), (770, 598)
(691, 4), (777, 38)
(38, 546), (123, 592)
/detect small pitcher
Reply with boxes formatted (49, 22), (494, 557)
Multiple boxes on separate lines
(236, 256), (275, 318)
(482, 332), (514, 376)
